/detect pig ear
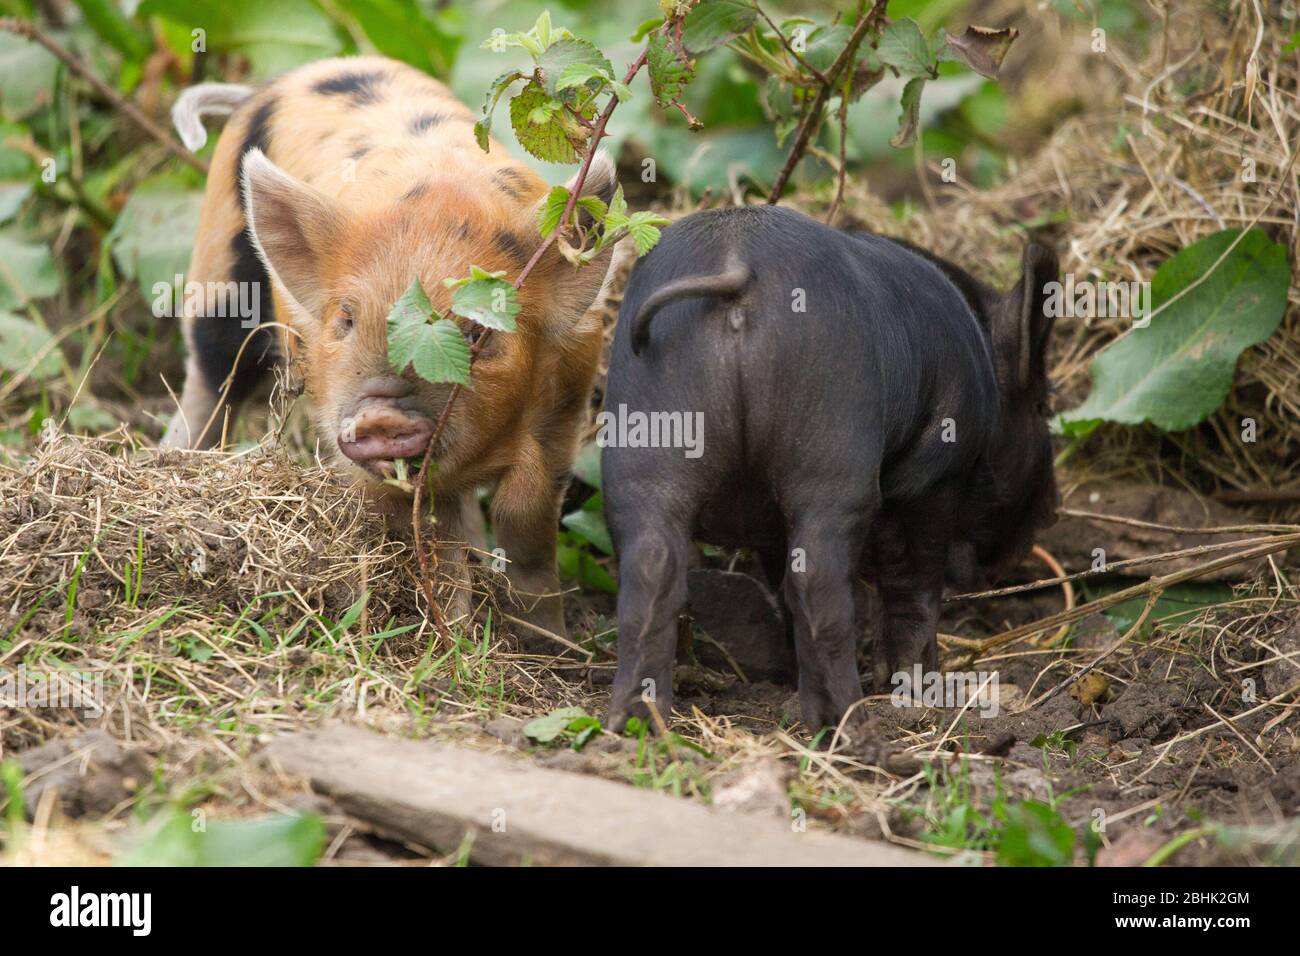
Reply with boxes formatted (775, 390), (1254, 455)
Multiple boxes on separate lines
(995, 242), (1058, 392)
(536, 151), (619, 326)
(241, 148), (342, 321)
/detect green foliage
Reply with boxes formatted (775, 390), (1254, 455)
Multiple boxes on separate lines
(444, 265), (521, 332)
(140, 0), (344, 76)
(0, 310), (60, 379)
(385, 278), (472, 386)
(996, 800), (1076, 867)
(117, 808), (325, 866)
(0, 29), (58, 116)
(523, 706), (602, 750)
(912, 759), (1080, 865)
(646, 31), (693, 109)
(0, 228), (57, 309)
(106, 175), (202, 300)
(681, 0), (755, 55)
(1060, 229), (1289, 436)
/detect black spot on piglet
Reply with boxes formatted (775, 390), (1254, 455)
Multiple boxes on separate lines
(313, 70), (387, 105)
(409, 113), (449, 135)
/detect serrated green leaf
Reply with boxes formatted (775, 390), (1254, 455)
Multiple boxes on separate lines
(474, 70), (525, 154)
(647, 32), (694, 108)
(417, 319), (471, 385)
(538, 36), (613, 101)
(877, 17), (933, 76)
(509, 81), (585, 163)
(1059, 229), (1289, 434)
(450, 276), (520, 332)
(537, 185), (572, 237)
(625, 216), (665, 256)
(388, 278), (470, 386)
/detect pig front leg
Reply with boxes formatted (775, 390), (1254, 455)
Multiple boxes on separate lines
(491, 451), (568, 639)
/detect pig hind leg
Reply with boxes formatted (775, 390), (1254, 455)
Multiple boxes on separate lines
(781, 495), (876, 734)
(607, 505), (692, 733)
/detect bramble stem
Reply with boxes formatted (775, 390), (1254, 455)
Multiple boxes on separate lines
(409, 42), (654, 636)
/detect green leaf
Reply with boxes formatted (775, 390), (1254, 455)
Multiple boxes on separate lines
(876, 17), (933, 77)
(625, 211), (667, 256)
(342, 0), (463, 79)
(0, 182), (29, 223)
(890, 76), (927, 148)
(72, 0), (151, 61)
(387, 279), (472, 386)
(0, 229), (58, 309)
(536, 185), (571, 237)
(571, 440), (602, 490)
(523, 706), (589, 744)
(562, 508), (613, 555)
(449, 275), (520, 332)
(1059, 229), (1289, 434)
(646, 31), (694, 108)
(0, 310), (60, 379)
(117, 810), (325, 866)
(538, 36), (613, 101)
(682, 1), (758, 55)
(509, 81), (585, 163)
(0, 30), (59, 116)
(106, 175), (203, 299)
(474, 70), (525, 153)
(630, 17), (665, 43)
(996, 801), (1074, 867)
(140, 0), (343, 76)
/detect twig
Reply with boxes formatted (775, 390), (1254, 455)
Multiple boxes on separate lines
(951, 532), (1300, 665)
(0, 17), (207, 175)
(766, 0), (887, 204)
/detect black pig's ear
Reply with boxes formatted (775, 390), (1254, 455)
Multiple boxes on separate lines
(995, 242), (1059, 392)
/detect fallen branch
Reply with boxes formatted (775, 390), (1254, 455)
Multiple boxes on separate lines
(947, 531), (1300, 668)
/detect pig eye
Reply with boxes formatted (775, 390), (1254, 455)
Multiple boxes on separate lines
(336, 305), (356, 337)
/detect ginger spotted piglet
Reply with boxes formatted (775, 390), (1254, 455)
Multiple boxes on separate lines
(163, 57), (617, 637)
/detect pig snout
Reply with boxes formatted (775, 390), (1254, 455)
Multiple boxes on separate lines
(337, 378), (433, 465)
